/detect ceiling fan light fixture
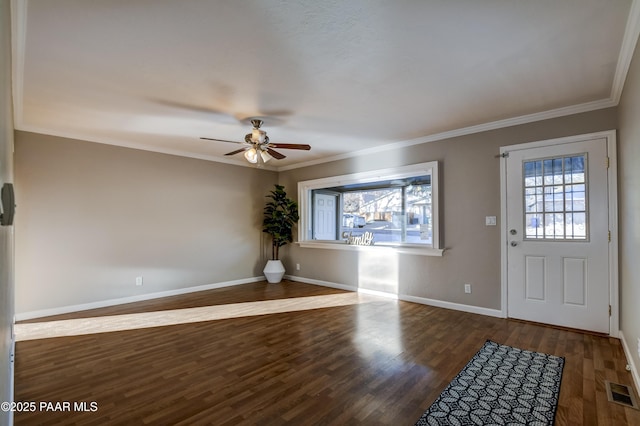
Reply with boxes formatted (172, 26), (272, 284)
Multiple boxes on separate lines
(244, 147), (258, 163)
(260, 150), (272, 163)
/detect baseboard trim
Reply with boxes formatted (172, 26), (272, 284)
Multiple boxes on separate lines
(285, 275), (503, 318)
(399, 294), (504, 318)
(17, 275), (501, 323)
(15, 277), (265, 321)
(284, 275), (357, 292)
(619, 330), (640, 396)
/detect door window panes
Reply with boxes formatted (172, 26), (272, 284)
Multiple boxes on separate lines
(523, 154), (588, 240)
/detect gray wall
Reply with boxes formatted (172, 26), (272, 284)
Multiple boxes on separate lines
(618, 37), (640, 380)
(12, 101), (624, 318)
(14, 132), (277, 314)
(0, 0), (14, 422)
(279, 108), (618, 310)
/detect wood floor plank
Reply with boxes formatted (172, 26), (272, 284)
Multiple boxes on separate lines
(13, 281), (640, 425)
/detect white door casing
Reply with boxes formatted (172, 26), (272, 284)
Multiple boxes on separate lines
(500, 131), (618, 335)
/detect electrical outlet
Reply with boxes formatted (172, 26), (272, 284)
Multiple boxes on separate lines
(135, 276), (143, 286)
(296, 263), (300, 271)
(464, 284), (471, 294)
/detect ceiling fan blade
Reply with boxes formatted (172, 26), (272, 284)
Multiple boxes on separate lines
(269, 143), (311, 150)
(200, 137), (244, 144)
(266, 148), (286, 160)
(225, 147), (249, 156)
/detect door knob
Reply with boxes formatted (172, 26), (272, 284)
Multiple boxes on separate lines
(510, 241), (518, 247)
(510, 229), (517, 235)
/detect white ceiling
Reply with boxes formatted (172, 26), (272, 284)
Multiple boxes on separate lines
(11, 0), (640, 170)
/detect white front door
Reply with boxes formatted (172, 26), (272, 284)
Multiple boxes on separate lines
(505, 136), (611, 333)
(313, 193), (338, 240)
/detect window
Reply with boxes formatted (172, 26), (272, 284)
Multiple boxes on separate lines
(523, 154), (588, 240)
(298, 162), (442, 255)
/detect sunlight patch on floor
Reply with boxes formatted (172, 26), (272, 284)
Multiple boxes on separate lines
(15, 293), (379, 341)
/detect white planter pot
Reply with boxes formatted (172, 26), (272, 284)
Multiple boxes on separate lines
(263, 259), (285, 283)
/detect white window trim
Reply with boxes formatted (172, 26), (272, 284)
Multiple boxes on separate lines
(297, 161), (443, 256)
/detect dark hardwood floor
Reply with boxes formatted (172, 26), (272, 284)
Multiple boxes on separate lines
(14, 281), (640, 425)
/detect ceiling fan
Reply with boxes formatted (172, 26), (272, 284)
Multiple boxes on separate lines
(200, 119), (311, 164)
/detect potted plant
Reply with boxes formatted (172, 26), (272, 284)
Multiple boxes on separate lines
(262, 184), (299, 283)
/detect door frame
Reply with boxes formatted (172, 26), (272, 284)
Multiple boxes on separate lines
(499, 130), (619, 337)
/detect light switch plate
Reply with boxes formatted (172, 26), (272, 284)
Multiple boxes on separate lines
(485, 216), (497, 226)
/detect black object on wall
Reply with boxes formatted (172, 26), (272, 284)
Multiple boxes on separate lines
(0, 183), (14, 226)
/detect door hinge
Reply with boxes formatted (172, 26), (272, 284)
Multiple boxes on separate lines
(608, 230), (611, 242)
(609, 305), (612, 316)
(606, 157), (610, 168)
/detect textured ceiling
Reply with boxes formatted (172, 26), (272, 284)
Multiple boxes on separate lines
(11, 0), (640, 170)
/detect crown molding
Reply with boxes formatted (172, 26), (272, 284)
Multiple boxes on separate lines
(16, 125), (279, 170)
(277, 97), (617, 172)
(612, 0), (640, 103)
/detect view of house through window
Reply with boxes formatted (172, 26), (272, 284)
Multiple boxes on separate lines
(313, 178), (432, 244)
(299, 162), (439, 249)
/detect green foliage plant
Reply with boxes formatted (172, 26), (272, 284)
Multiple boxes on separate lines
(262, 184), (299, 260)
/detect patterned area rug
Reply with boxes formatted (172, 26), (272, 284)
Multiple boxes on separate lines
(415, 340), (564, 426)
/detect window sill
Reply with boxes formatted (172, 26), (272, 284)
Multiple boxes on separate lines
(296, 241), (445, 257)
